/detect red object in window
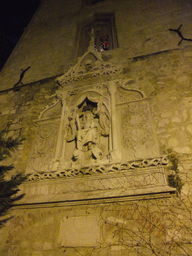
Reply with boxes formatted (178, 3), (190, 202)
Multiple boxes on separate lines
(99, 35), (109, 51)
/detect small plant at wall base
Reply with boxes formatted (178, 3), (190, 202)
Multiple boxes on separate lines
(167, 149), (184, 194)
(0, 125), (25, 228)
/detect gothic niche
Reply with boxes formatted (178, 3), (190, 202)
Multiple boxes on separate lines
(63, 96), (110, 167)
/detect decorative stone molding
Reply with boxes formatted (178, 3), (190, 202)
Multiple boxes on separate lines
(19, 155), (174, 205)
(116, 88), (145, 104)
(27, 156), (168, 181)
(39, 98), (61, 120)
(57, 58), (122, 86)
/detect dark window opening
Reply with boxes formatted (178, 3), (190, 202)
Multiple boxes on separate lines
(83, 0), (105, 7)
(77, 13), (118, 56)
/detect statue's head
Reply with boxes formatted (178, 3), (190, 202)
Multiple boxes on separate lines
(83, 110), (94, 122)
(82, 105), (93, 112)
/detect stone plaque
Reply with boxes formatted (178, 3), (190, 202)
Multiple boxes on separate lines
(58, 216), (100, 247)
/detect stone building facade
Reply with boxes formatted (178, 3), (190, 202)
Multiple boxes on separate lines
(1, 0), (192, 255)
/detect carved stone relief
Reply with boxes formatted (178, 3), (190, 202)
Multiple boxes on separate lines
(26, 121), (60, 174)
(59, 90), (112, 168)
(118, 100), (159, 161)
(26, 80), (122, 174)
(27, 156), (168, 181)
(57, 52), (122, 86)
(1, 31), (175, 231)
(26, 81), (159, 177)
(23, 86), (173, 204)
(23, 34), (173, 202)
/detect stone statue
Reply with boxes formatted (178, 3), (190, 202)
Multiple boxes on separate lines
(65, 100), (110, 164)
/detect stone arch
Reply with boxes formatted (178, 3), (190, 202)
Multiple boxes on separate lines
(71, 90), (110, 113)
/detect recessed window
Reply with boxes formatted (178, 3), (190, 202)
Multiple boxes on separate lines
(77, 13), (118, 56)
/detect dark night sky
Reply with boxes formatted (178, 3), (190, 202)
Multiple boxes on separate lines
(0, 0), (40, 71)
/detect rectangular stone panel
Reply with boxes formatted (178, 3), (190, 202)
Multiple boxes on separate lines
(58, 216), (100, 247)
(117, 100), (159, 161)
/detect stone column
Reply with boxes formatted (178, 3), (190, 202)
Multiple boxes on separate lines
(108, 82), (121, 161)
(52, 91), (67, 170)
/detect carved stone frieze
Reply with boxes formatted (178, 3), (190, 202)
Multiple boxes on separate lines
(27, 156), (168, 181)
(27, 169), (167, 192)
(57, 61), (122, 86)
(19, 155), (175, 205)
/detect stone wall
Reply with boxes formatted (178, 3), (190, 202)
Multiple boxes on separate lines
(1, 46), (192, 168)
(1, 197), (192, 256)
(0, 0), (192, 90)
(1, 44), (192, 254)
(1, 0), (192, 255)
